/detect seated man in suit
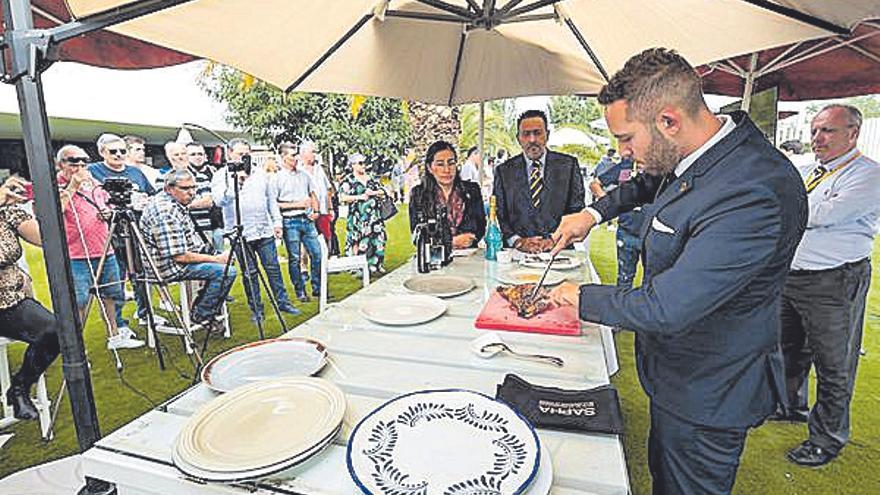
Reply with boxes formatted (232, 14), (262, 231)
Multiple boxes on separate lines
(493, 110), (585, 252)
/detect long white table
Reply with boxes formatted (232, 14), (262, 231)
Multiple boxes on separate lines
(81, 252), (630, 494)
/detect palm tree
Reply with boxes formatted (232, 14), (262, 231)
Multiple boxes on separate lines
(458, 101), (518, 157)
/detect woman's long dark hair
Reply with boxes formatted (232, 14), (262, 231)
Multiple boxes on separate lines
(419, 140), (461, 215)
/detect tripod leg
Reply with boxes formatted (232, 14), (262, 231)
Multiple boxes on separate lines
(232, 236), (265, 340)
(250, 239), (290, 336)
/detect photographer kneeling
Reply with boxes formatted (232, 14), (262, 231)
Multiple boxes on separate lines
(140, 169), (236, 329)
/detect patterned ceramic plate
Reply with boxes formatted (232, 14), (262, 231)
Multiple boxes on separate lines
(403, 275), (475, 298)
(360, 295), (447, 326)
(347, 389), (540, 495)
(174, 377), (345, 474)
(201, 338), (328, 393)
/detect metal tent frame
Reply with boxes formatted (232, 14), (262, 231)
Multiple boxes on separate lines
(0, 1), (850, 493)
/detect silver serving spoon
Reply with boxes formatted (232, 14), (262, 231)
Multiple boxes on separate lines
(480, 342), (564, 367)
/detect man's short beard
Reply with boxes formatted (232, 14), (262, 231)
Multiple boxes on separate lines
(642, 125), (682, 176)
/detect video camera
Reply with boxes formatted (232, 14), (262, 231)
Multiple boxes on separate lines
(226, 154), (252, 175)
(414, 204), (453, 273)
(104, 177), (133, 209)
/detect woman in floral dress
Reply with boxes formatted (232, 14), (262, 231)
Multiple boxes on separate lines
(338, 153), (388, 273)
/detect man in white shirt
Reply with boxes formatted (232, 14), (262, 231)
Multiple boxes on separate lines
(298, 140), (334, 244)
(777, 104), (880, 467)
(460, 146), (481, 183)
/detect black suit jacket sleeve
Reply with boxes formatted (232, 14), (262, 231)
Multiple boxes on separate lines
(493, 169), (514, 242)
(590, 172), (663, 222)
(458, 181), (486, 244)
(565, 158), (586, 214)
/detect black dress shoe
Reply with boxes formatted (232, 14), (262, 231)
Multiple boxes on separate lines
(6, 385), (39, 421)
(787, 440), (837, 467)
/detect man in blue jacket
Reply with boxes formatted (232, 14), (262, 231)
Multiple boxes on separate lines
(551, 48), (807, 494)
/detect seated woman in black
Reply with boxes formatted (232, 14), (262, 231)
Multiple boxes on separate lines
(409, 141), (486, 249)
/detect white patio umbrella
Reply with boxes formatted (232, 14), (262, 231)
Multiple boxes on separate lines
(548, 126), (609, 148)
(63, 0), (865, 105)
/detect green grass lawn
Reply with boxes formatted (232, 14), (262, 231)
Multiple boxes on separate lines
(2, 212), (879, 494)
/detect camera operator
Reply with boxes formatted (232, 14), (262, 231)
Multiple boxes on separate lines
(0, 176), (60, 421)
(212, 139), (300, 321)
(140, 169), (235, 329)
(57, 145), (144, 350)
(88, 133), (159, 334)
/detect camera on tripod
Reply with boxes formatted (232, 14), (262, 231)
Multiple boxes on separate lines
(414, 204), (453, 273)
(226, 154), (252, 175)
(104, 177), (134, 209)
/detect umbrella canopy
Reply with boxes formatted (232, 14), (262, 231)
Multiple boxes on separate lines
(0, 0), (194, 69)
(63, 0), (859, 105)
(548, 126), (609, 148)
(700, 18), (880, 101)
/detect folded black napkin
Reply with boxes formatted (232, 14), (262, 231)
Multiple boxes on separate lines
(496, 374), (624, 435)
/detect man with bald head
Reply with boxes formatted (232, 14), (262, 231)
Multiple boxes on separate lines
(777, 104), (880, 467)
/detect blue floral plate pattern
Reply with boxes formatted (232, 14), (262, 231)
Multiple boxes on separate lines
(347, 389), (540, 495)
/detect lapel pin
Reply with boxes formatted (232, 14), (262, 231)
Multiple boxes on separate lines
(679, 181), (688, 193)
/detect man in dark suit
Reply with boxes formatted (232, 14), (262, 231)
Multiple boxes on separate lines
(550, 48), (808, 494)
(493, 110), (585, 253)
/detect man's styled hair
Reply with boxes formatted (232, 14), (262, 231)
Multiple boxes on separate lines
(278, 141), (297, 155)
(124, 135), (145, 147)
(227, 137), (251, 151)
(597, 48), (706, 122)
(818, 104), (863, 129)
(55, 144), (86, 164)
(186, 141), (204, 150)
(516, 110), (549, 131)
(96, 133), (124, 152)
(164, 168), (194, 188)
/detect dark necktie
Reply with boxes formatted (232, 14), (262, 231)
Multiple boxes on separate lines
(530, 162), (543, 208)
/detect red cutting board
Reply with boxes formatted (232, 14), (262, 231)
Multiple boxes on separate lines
(474, 292), (581, 336)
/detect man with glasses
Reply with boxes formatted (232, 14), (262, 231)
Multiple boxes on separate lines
(493, 110), (585, 253)
(212, 138), (300, 321)
(140, 169), (236, 329)
(777, 104), (880, 467)
(57, 145), (143, 350)
(275, 141), (322, 302)
(88, 133), (157, 336)
(185, 142), (223, 252)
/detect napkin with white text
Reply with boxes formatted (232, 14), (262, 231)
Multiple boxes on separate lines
(496, 373), (624, 435)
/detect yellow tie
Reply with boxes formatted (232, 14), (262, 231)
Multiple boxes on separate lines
(530, 163), (543, 208)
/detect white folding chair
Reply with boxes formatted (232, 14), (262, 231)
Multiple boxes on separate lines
(144, 281), (230, 354)
(318, 236), (369, 313)
(0, 337), (51, 439)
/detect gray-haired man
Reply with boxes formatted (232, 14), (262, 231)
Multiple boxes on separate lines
(140, 169), (236, 328)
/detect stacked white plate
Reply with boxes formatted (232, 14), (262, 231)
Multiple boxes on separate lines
(348, 389), (551, 495)
(403, 274), (475, 298)
(173, 377), (345, 483)
(520, 253), (583, 270)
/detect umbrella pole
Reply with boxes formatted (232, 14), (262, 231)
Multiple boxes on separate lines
(478, 100), (486, 184)
(740, 53), (759, 112)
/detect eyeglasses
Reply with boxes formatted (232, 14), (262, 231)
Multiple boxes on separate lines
(107, 148), (127, 156)
(63, 157), (89, 165)
(174, 185), (197, 191)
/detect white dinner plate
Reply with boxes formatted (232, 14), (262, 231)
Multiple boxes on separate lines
(360, 295), (447, 325)
(201, 338), (328, 393)
(519, 253), (583, 270)
(403, 275), (475, 298)
(496, 268), (566, 286)
(451, 248), (478, 257)
(174, 377), (345, 474)
(348, 389), (540, 495)
(526, 446), (553, 495)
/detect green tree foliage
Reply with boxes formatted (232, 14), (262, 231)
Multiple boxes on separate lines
(200, 66), (411, 176)
(808, 95), (880, 120)
(548, 95), (604, 129)
(458, 100), (518, 156)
